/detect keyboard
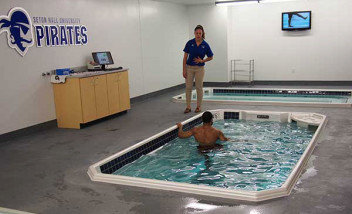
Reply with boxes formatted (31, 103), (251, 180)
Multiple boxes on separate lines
(105, 67), (123, 71)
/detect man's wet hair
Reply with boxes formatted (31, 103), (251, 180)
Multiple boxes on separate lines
(202, 111), (213, 123)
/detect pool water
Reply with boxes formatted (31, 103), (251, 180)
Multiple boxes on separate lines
(200, 93), (349, 103)
(114, 120), (315, 191)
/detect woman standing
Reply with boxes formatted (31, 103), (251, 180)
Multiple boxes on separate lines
(183, 25), (213, 113)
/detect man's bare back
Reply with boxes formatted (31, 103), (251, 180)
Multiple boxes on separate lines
(192, 125), (227, 147)
(176, 111), (229, 149)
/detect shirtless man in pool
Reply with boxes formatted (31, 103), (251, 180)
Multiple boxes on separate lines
(176, 111), (229, 149)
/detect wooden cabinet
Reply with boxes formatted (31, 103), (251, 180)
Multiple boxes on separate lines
(80, 75), (109, 123)
(118, 71), (131, 111)
(106, 72), (131, 114)
(53, 70), (130, 129)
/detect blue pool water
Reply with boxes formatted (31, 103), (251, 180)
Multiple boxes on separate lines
(114, 120), (315, 191)
(199, 93), (349, 103)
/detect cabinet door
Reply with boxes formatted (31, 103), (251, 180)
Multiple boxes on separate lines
(80, 77), (97, 123)
(118, 71), (131, 111)
(94, 75), (109, 119)
(53, 78), (82, 129)
(106, 73), (121, 114)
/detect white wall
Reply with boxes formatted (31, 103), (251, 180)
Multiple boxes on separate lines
(140, 0), (188, 93)
(228, 0), (352, 81)
(187, 5), (228, 82)
(0, 0), (188, 135)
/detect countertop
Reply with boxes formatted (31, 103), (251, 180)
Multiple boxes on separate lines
(67, 68), (128, 78)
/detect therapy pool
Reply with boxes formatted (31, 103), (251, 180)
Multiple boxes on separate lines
(172, 87), (352, 108)
(88, 109), (327, 202)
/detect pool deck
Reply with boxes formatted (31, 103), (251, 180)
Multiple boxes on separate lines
(0, 85), (352, 214)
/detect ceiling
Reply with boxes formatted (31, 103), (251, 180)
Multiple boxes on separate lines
(152, 0), (216, 6)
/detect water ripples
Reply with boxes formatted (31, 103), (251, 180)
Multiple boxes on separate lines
(115, 120), (315, 191)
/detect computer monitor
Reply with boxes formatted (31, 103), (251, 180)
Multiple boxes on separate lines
(92, 51), (114, 70)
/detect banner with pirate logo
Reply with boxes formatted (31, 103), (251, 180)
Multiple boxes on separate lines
(0, 7), (34, 56)
(0, 7), (88, 57)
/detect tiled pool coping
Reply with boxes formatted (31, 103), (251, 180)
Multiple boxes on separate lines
(172, 87), (352, 108)
(88, 109), (327, 202)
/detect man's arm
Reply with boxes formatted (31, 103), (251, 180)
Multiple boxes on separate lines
(177, 123), (193, 139)
(219, 131), (229, 141)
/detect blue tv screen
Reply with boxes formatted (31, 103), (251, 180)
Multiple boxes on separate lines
(282, 11), (311, 31)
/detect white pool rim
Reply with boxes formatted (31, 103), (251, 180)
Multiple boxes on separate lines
(171, 87), (352, 108)
(88, 109), (327, 202)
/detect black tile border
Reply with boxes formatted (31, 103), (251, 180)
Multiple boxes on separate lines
(100, 116), (203, 174)
(213, 89), (351, 96)
(224, 112), (240, 120)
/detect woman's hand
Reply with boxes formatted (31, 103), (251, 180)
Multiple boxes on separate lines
(193, 57), (203, 64)
(183, 53), (188, 78)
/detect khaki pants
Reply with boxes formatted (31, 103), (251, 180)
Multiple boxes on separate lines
(185, 65), (205, 107)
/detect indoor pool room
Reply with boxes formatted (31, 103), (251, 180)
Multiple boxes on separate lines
(1, 0), (352, 214)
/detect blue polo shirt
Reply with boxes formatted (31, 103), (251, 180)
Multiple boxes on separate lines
(183, 38), (213, 66)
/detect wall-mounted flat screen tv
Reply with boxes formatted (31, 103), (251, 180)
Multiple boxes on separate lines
(282, 11), (311, 31)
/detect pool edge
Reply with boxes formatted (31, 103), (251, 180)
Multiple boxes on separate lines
(171, 87), (352, 108)
(87, 109), (327, 202)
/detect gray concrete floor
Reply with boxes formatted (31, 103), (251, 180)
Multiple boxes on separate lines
(0, 85), (352, 214)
